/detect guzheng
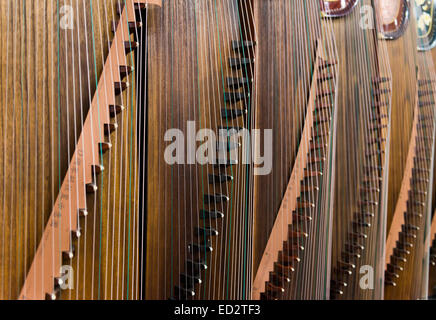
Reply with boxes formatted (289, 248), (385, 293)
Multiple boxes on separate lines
(378, 0), (436, 300)
(0, 0), (162, 300)
(0, 0), (436, 301)
(324, 0), (392, 300)
(144, 0), (257, 300)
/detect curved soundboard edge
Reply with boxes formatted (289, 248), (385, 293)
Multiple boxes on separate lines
(18, 0), (160, 300)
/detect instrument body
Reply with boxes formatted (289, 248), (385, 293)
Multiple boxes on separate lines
(145, 0), (256, 300)
(0, 0), (160, 300)
(252, 0), (338, 300)
(378, 0), (436, 300)
(324, 0), (392, 299)
(1, 0), (436, 301)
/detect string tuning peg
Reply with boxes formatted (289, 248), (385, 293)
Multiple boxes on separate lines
(194, 227), (219, 237)
(229, 57), (254, 70)
(199, 209), (224, 220)
(224, 92), (249, 104)
(391, 255), (407, 264)
(111, 40), (140, 54)
(265, 282), (285, 295)
(387, 263), (403, 272)
(92, 164), (105, 175)
(120, 66), (134, 79)
(337, 260), (356, 271)
(317, 72), (334, 82)
(111, 20), (142, 34)
(78, 208), (88, 217)
(282, 243), (304, 255)
(188, 243), (213, 253)
(99, 142), (113, 153)
(174, 286), (195, 299)
(62, 246), (75, 260)
(397, 240), (413, 249)
(288, 229), (309, 242)
(221, 108), (247, 119)
(203, 194), (229, 204)
(345, 242), (364, 252)
(208, 174), (233, 184)
(399, 231), (416, 241)
(291, 212), (312, 223)
(231, 40), (256, 53)
(316, 89), (335, 99)
(318, 59), (337, 70)
(54, 277), (64, 290)
(372, 76), (390, 84)
(104, 123), (119, 135)
(341, 250), (360, 260)
(299, 183), (319, 194)
(273, 262), (295, 276)
(385, 280), (397, 287)
(269, 273), (291, 286)
(46, 292), (58, 301)
(72, 228), (82, 238)
(296, 200), (315, 209)
(86, 183), (98, 194)
(385, 270), (400, 280)
(227, 77), (251, 89)
(186, 260), (207, 277)
(50, 278), (63, 299)
(418, 79), (436, 85)
(418, 89), (434, 97)
(124, 41), (139, 54)
(331, 288), (344, 296)
(372, 88), (391, 96)
(115, 81), (129, 95)
(304, 169), (323, 179)
(393, 247), (410, 257)
(180, 274), (202, 290)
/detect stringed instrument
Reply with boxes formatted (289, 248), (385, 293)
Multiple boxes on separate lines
(323, 0), (392, 300)
(144, 0), (257, 300)
(379, 0), (436, 300)
(0, 0), (162, 300)
(421, 0), (436, 300)
(415, 0), (436, 299)
(252, 0), (338, 300)
(2, 0), (436, 302)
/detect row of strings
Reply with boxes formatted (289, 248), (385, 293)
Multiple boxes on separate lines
(378, 0), (436, 300)
(1, 0), (436, 301)
(329, 0), (392, 300)
(253, 0), (338, 300)
(0, 0), (146, 300)
(145, 0), (256, 300)
(384, 48), (436, 300)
